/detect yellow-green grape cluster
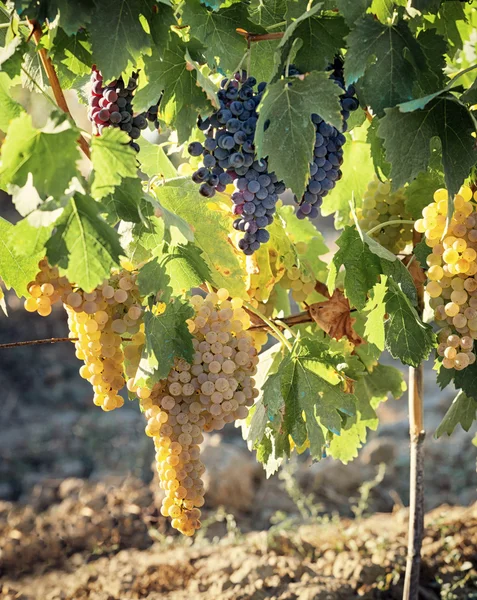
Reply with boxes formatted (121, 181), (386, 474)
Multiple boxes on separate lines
(415, 185), (477, 370)
(24, 259), (72, 316)
(65, 270), (144, 411)
(279, 243), (316, 304)
(357, 177), (413, 253)
(131, 288), (259, 536)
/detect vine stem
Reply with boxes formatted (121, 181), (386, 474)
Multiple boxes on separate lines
(243, 300), (293, 352)
(28, 20), (91, 159)
(402, 230), (425, 600)
(0, 337), (77, 349)
(366, 219), (415, 237)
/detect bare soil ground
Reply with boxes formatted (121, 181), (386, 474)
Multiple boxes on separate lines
(1, 477), (477, 600)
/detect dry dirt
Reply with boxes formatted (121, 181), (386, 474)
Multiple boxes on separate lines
(1, 477), (477, 600)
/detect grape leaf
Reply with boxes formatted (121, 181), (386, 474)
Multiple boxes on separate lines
(336, 0), (371, 25)
(271, 2), (322, 82)
(379, 96), (477, 199)
(404, 170), (445, 220)
(7, 218), (52, 257)
(265, 338), (357, 460)
(138, 137), (177, 179)
(0, 72), (24, 132)
(436, 361), (455, 390)
(46, 194), (123, 292)
(14, 0), (94, 34)
(249, 39), (281, 84)
(154, 243), (211, 295)
(327, 227), (381, 310)
(364, 279), (387, 351)
(454, 361), (477, 403)
(289, 14), (348, 74)
(345, 17), (436, 116)
(255, 71), (342, 200)
(0, 114), (79, 198)
(91, 127), (138, 199)
(49, 28), (92, 90)
(137, 256), (172, 302)
(413, 239), (432, 270)
(0, 36), (28, 78)
(328, 364), (405, 463)
(133, 35), (210, 141)
(435, 391), (477, 438)
(120, 203), (165, 266)
(248, 0), (287, 28)
(90, 0), (150, 80)
(101, 177), (143, 224)
(0, 216), (46, 297)
(366, 118), (391, 179)
(384, 278), (435, 367)
(430, 0), (467, 58)
(136, 299), (194, 384)
(153, 178), (245, 296)
(321, 120), (376, 228)
(181, 0), (260, 73)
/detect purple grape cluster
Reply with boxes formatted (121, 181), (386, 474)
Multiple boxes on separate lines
(292, 59), (359, 220)
(88, 67), (160, 152)
(188, 71), (285, 255)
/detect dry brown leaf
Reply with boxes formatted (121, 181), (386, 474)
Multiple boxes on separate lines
(308, 289), (364, 346)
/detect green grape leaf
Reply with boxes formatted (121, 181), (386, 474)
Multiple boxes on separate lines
(14, 0), (95, 34)
(384, 278), (435, 367)
(366, 118), (391, 179)
(327, 227), (381, 310)
(430, 0), (467, 58)
(435, 391), (477, 438)
(379, 97), (476, 199)
(133, 35), (209, 141)
(277, 204), (329, 263)
(0, 114), (79, 198)
(291, 14), (348, 74)
(249, 39), (281, 83)
(46, 194), (123, 292)
(328, 364), (405, 463)
(454, 361), (477, 403)
(49, 28), (92, 90)
(321, 121), (375, 228)
(417, 29), (447, 91)
(255, 71), (342, 200)
(90, 0), (150, 80)
(91, 127), (138, 199)
(0, 217), (46, 297)
(267, 338), (357, 460)
(436, 361), (455, 390)
(249, 0), (287, 28)
(154, 243), (212, 295)
(413, 239), (432, 270)
(345, 17), (438, 116)
(336, 0), (371, 25)
(181, 0), (259, 73)
(137, 137), (177, 179)
(0, 36), (28, 79)
(0, 72), (24, 132)
(136, 299), (194, 384)
(271, 2), (321, 81)
(153, 178), (245, 296)
(100, 177), (143, 224)
(7, 218), (52, 257)
(119, 199), (165, 266)
(137, 256), (172, 303)
(404, 170), (445, 220)
(364, 279), (387, 351)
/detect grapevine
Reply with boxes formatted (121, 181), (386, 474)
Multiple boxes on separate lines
(0, 3), (477, 599)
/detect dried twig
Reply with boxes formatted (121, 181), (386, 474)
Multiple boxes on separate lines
(28, 19), (91, 159)
(0, 337), (77, 349)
